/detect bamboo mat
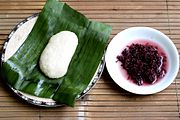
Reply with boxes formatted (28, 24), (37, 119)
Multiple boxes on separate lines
(0, 0), (180, 120)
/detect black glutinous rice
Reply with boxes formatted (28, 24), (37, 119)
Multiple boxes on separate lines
(117, 43), (167, 86)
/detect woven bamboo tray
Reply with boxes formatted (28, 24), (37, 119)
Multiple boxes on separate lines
(0, 0), (180, 120)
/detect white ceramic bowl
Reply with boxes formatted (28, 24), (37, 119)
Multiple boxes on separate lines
(105, 27), (179, 94)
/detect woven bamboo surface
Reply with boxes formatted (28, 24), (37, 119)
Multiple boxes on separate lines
(0, 0), (180, 120)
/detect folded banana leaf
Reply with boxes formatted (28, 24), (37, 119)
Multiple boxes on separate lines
(1, 0), (112, 106)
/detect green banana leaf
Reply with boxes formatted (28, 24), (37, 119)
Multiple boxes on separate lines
(1, 0), (112, 106)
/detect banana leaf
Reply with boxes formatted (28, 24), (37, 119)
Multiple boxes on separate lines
(1, 0), (112, 106)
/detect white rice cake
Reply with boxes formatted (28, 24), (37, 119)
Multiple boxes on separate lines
(39, 31), (78, 79)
